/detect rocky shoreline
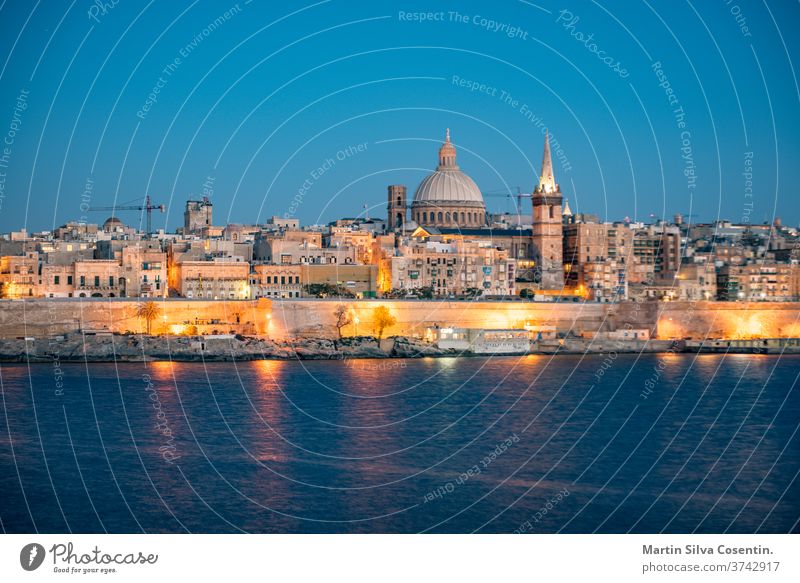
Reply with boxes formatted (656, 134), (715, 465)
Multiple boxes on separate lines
(0, 333), (687, 363)
(0, 334), (459, 363)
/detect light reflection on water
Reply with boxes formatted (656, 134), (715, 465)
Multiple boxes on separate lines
(0, 354), (797, 533)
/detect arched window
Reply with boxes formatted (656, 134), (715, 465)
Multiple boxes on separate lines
(437, 212), (443, 222)
(460, 212), (465, 224)
(549, 206), (554, 219)
(422, 212), (427, 222)
(445, 212), (451, 223)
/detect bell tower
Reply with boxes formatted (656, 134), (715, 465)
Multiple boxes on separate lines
(387, 185), (407, 231)
(532, 131), (564, 289)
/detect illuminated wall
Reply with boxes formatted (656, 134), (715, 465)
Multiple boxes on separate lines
(1, 299), (799, 341)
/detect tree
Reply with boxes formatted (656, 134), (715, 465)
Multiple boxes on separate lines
(416, 285), (435, 299)
(333, 304), (353, 338)
(372, 305), (397, 340)
(304, 283), (355, 298)
(464, 287), (482, 299)
(136, 301), (160, 335)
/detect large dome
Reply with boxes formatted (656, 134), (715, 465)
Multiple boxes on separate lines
(412, 129), (485, 208)
(410, 129), (487, 228)
(414, 168), (484, 205)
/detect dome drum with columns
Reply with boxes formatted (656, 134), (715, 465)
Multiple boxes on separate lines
(409, 129), (487, 228)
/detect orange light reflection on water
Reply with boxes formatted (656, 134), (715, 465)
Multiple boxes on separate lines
(251, 359), (285, 391)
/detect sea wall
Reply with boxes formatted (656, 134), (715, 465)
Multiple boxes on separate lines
(0, 298), (799, 341)
(0, 299), (271, 338)
(270, 299), (610, 339)
(655, 300), (800, 339)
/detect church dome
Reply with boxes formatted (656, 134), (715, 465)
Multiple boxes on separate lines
(412, 129), (485, 208)
(103, 216), (124, 231)
(414, 168), (484, 205)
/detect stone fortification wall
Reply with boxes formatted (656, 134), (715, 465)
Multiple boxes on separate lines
(1, 298), (799, 341)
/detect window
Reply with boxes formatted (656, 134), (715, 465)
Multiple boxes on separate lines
(54, 275), (60, 285)
(80, 276), (86, 287)
(67, 275), (73, 285)
(94, 276), (100, 287)
(109, 276), (114, 287)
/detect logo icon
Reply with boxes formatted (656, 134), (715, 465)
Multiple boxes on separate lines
(20, 543), (46, 571)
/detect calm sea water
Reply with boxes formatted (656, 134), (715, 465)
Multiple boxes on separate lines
(0, 354), (798, 533)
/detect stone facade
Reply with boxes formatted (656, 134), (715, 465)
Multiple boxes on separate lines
(1, 299), (800, 343)
(531, 132), (564, 289)
(172, 259), (250, 299)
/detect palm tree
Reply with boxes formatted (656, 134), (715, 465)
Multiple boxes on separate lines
(136, 301), (160, 335)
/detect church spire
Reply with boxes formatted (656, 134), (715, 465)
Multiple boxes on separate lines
(538, 130), (557, 194)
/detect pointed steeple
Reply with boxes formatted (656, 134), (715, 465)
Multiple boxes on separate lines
(562, 198), (572, 216)
(537, 130), (557, 194)
(438, 128), (458, 169)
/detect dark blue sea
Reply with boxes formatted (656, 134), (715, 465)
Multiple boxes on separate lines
(1, 354), (798, 533)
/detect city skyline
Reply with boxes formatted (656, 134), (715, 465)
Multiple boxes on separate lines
(1, 0), (799, 560)
(0, 1), (798, 233)
(0, 122), (792, 235)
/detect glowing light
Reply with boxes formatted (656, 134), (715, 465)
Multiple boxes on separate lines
(253, 359), (285, 380)
(656, 318), (684, 339)
(733, 314), (767, 339)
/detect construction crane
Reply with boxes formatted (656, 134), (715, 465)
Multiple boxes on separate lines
(87, 195), (166, 235)
(483, 187), (531, 218)
(483, 186), (531, 209)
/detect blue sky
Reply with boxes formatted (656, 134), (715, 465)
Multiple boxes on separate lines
(0, 0), (798, 232)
